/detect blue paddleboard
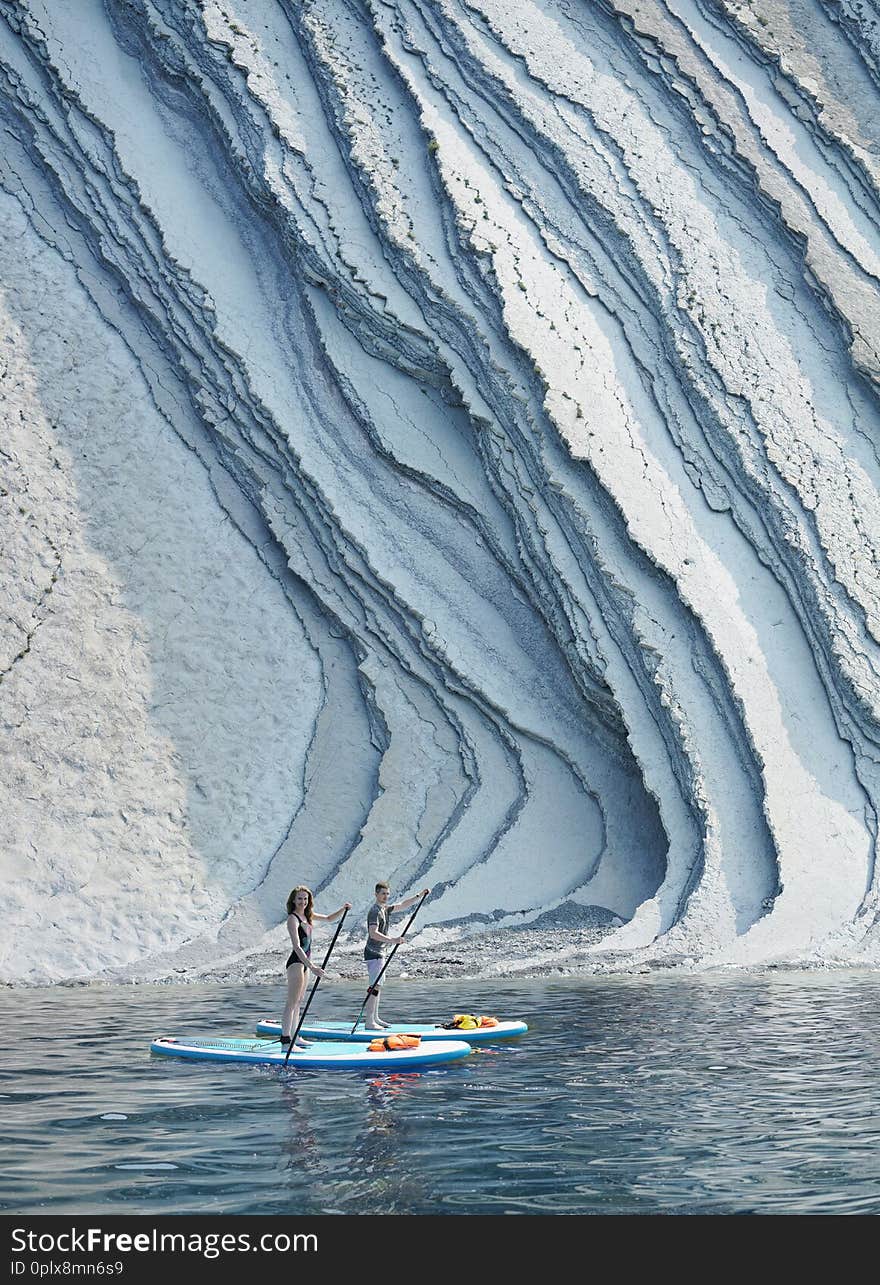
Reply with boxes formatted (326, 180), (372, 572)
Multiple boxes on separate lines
(151, 1035), (471, 1068)
(254, 1018), (528, 1043)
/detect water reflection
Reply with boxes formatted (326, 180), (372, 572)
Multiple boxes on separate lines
(345, 1073), (440, 1214)
(277, 1080), (321, 1177)
(3, 975), (880, 1214)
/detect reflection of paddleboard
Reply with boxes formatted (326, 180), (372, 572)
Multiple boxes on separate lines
(150, 1035), (470, 1068)
(255, 1018), (529, 1043)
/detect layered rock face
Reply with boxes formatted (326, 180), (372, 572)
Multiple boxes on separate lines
(1, 0), (878, 983)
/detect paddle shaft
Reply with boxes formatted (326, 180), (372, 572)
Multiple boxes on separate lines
(284, 907), (349, 1067)
(350, 890), (429, 1034)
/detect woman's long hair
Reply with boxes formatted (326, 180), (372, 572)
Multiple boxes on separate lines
(286, 885), (315, 923)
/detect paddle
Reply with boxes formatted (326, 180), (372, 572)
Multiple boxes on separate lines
(350, 889), (429, 1034)
(284, 907), (349, 1067)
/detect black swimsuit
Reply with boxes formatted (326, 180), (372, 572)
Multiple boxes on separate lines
(286, 915), (312, 970)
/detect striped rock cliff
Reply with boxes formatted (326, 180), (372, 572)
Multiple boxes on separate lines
(1, 0), (879, 982)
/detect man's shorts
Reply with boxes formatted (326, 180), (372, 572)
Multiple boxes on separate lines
(366, 956), (384, 989)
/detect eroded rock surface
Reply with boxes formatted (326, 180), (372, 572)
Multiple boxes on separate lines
(1, 0), (879, 981)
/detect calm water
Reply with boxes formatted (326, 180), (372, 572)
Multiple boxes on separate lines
(2, 973), (880, 1215)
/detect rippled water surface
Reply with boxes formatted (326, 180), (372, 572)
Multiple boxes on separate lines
(3, 974), (880, 1214)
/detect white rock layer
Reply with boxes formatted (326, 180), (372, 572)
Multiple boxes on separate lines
(0, 0), (878, 981)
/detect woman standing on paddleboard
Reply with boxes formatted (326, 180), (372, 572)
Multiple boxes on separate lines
(283, 886), (351, 1049)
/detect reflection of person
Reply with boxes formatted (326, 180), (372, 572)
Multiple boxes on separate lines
(363, 882), (430, 1029)
(283, 886), (351, 1049)
(278, 1081), (320, 1176)
(346, 1073), (436, 1213)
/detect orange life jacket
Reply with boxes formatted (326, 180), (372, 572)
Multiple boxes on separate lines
(367, 1034), (422, 1051)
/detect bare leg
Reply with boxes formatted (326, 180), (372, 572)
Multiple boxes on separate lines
(283, 965), (309, 1044)
(364, 963), (388, 1028)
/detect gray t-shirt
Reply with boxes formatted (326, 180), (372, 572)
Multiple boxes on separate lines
(364, 903), (390, 959)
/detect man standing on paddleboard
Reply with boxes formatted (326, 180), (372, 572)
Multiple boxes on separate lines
(363, 882), (430, 1029)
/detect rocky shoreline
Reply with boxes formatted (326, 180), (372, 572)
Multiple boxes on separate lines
(144, 902), (632, 985)
(23, 907), (866, 990)
(192, 923), (621, 987)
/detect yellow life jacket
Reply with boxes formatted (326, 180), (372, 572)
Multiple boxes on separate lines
(449, 1013), (500, 1028)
